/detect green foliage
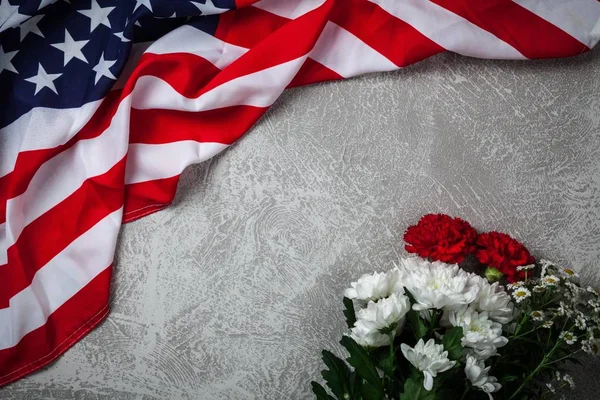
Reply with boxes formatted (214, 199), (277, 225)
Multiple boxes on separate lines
(343, 297), (357, 329)
(406, 310), (428, 340)
(441, 327), (463, 361)
(340, 336), (384, 394)
(321, 350), (352, 399)
(400, 377), (436, 400)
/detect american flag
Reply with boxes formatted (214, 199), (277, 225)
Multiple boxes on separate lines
(0, 0), (599, 387)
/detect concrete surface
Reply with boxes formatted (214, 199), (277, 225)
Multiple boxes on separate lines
(1, 49), (600, 399)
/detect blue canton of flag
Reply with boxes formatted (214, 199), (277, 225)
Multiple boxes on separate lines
(0, 0), (235, 128)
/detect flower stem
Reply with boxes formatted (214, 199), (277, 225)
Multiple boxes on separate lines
(459, 385), (469, 400)
(508, 340), (562, 400)
(386, 331), (395, 392)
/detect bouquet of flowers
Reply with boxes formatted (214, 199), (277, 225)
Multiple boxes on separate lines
(311, 214), (599, 400)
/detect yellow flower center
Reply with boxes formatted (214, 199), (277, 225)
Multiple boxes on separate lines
(515, 291), (527, 297)
(564, 268), (575, 276)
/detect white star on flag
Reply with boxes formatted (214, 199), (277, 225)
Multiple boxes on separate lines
(25, 63), (61, 95)
(0, 0), (20, 28)
(37, 0), (58, 11)
(113, 31), (130, 42)
(191, 0), (228, 15)
(0, 45), (18, 75)
(51, 29), (89, 66)
(92, 52), (116, 84)
(134, 0), (152, 12)
(78, 0), (115, 32)
(18, 14), (45, 41)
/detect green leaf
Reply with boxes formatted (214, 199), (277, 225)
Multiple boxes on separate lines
(321, 350), (351, 400)
(359, 382), (385, 400)
(312, 382), (336, 400)
(441, 327), (463, 360)
(406, 310), (428, 340)
(340, 336), (384, 397)
(401, 377), (436, 400)
(343, 297), (357, 329)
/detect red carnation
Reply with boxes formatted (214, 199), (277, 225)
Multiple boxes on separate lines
(403, 214), (478, 264)
(474, 231), (534, 283)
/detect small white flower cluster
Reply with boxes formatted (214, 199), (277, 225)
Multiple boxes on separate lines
(514, 259), (600, 358)
(345, 257), (512, 394)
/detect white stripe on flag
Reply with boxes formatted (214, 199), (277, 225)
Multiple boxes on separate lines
(0, 101), (102, 178)
(131, 56), (307, 111)
(0, 208), (122, 350)
(253, 0), (326, 19)
(145, 25), (249, 70)
(369, 0), (526, 59)
(125, 141), (229, 184)
(514, 0), (600, 48)
(310, 21), (398, 77)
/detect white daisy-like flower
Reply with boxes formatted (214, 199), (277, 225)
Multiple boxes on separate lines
(581, 339), (600, 356)
(530, 310), (545, 321)
(559, 331), (577, 345)
(344, 269), (404, 302)
(512, 287), (531, 303)
(542, 320), (554, 329)
(472, 280), (515, 324)
(546, 382), (556, 393)
(587, 326), (596, 339)
(560, 267), (579, 279)
(557, 301), (569, 316)
(464, 355), (501, 399)
(562, 374), (575, 388)
(446, 307), (508, 360)
(542, 275), (560, 286)
(516, 264), (535, 271)
(400, 338), (456, 391)
(575, 314), (587, 330)
(395, 258), (481, 312)
(587, 286), (600, 296)
(532, 284), (546, 293)
(506, 281), (524, 290)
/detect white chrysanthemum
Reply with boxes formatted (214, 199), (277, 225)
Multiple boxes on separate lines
(348, 293), (411, 348)
(446, 307), (508, 360)
(355, 293), (411, 332)
(530, 310), (545, 321)
(557, 301), (570, 316)
(344, 269), (404, 302)
(396, 258), (481, 311)
(472, 280), (515, 324)
(400, 338), (456, 391)
(348, 320), (389, 347)
(512, 287), (531, 303)
(464, 355), (502, 399)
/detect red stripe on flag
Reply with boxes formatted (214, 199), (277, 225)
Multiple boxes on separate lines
(288, 58), (343, 87)
(429, 0), (589, 58)
(123, 176), (180, 222)
(330, 0), (445, 67)
(129, 104), (265, 145)
(0, 158), (126, 308)
(215, 5), (289, 48)
(0, 266), (111, 387)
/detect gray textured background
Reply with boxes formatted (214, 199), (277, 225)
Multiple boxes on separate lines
(2, 49), (600, 399)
